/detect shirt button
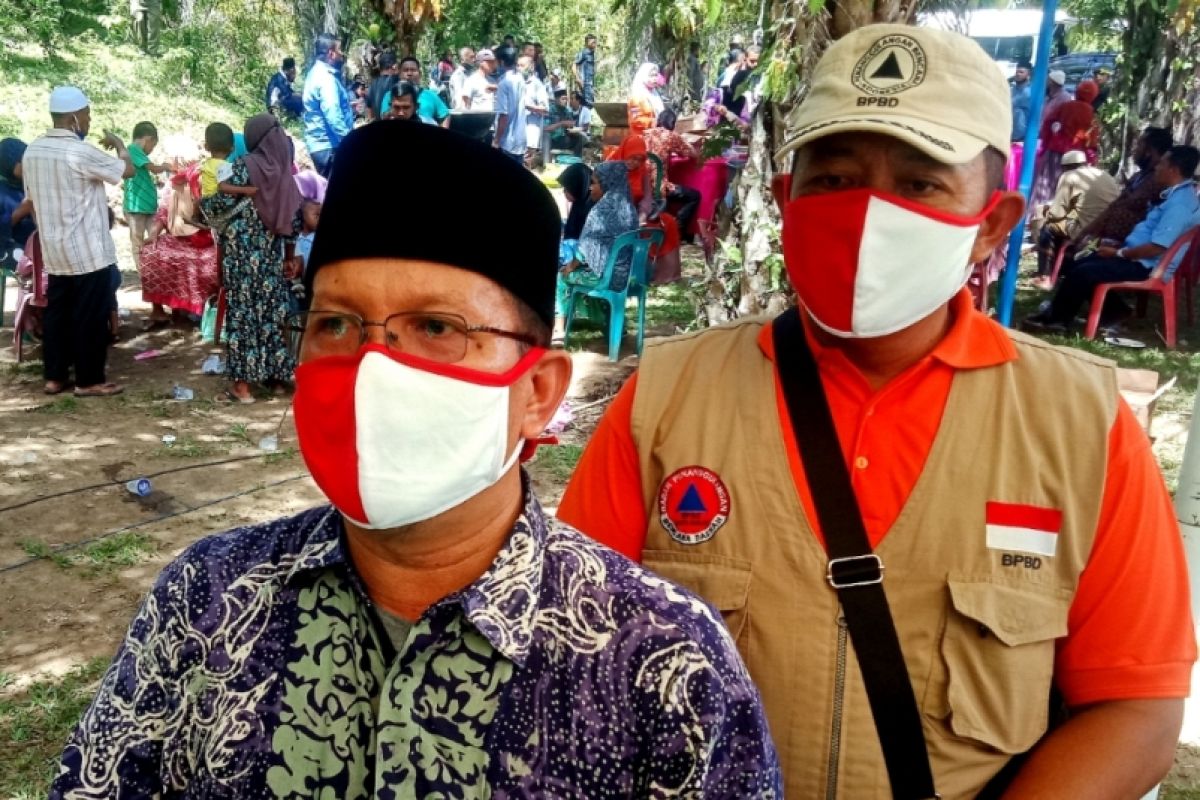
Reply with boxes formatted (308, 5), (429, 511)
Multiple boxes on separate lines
(854, 456), (869, 470)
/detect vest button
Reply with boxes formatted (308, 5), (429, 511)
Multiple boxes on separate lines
(854, 456), (868, 470)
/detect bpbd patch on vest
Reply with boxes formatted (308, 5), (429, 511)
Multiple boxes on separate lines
(658, 466), (731, 545)
(985, 501), (1061, 557)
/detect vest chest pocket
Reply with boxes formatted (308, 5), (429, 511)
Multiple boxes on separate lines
(938, 578), (1071, 754)
(640, 550), (752, 644)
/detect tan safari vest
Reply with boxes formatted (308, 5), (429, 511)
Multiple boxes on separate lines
(630, 317), (1117, 800)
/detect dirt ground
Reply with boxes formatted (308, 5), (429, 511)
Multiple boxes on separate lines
(0, 262), (644, 683)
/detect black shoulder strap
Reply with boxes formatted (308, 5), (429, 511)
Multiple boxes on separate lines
(772, 308), (939, 800)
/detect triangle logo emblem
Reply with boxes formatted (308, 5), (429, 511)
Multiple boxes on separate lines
(869, 51), (905, 81)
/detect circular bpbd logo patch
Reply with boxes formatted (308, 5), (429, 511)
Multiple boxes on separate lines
(658, 466), (731, 545)
(851, 33), (927, 96)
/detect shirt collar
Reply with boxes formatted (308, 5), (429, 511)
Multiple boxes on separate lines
(282, 480), (548, 667)
(450, 484), (547, 666)
(43, 128), (79, 139)
(1161, 179), (1195, 201)
(758, 288), (1017, 372)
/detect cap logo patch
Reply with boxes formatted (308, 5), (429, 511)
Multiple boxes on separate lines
(852, 34), (927, 96)
(657, 466), (731, 545)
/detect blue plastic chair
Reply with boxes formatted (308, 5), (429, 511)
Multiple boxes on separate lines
(563, 227), (665, 361)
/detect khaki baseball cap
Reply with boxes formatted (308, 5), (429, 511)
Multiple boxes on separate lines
(778, 24), (1012, 166)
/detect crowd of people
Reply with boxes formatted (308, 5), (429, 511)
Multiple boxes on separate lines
(0, 85), (327, 403)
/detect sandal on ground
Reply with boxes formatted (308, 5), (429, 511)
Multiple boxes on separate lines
(74, 383), (124, 397)
(43, 380), (73, 395)
(215, 389), (256, 405)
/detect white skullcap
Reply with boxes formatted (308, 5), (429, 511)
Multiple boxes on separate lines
(49, 86), (90, 114)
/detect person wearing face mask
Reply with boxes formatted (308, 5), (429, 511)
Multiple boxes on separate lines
(49, 121), (781, 799)
(560, 25), (1195, 799)
(302, 32), (354, 178)
(22, 86), (134, 398)
(448, 46), (476, 110)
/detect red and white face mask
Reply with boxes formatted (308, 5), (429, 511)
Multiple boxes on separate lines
(294, 345), (543, 530)
(780, 185), (1000, 338)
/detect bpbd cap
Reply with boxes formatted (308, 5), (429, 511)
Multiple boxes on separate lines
(778, 24), (1012, 166)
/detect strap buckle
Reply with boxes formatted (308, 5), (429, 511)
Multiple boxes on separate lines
(826, 554), (885, 589)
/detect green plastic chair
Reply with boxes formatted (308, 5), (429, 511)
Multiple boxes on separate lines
(563, 227), (665, 361)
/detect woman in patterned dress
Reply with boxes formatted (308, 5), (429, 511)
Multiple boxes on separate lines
(202, 114), (303, 403)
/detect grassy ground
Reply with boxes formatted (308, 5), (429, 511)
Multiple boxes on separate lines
(0, 31), (255, 155)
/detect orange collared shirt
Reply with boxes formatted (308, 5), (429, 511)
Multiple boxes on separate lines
(558, 290), (1196, 706)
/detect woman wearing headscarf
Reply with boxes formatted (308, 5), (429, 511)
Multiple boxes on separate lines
(0, 138), (36, 259)
(560, 162), (593, 241)
(201, 113), (303, 403)
(555, 162), (640, 336)
(609, 133), (681, 269)
(627, 62), (665, 136)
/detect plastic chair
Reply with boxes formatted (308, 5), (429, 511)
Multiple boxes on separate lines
(12, 232), (46, 363)
(563, 227), (665, 361)
(1083, 226), (1200, 349)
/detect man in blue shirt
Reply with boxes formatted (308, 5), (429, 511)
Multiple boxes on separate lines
(1010, 59), (1032, 142)
(1026, 144), (1200, 330)
(302, 33), (354, 178)
(49, 121), (780, 800)
(493, 46), (527, 164)
(572, 33), (597, 107)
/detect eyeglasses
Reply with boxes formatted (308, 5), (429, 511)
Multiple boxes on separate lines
(285, 310), (540, 364)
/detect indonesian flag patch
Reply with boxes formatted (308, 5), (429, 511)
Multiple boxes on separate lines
(985, 502), (1062, 558)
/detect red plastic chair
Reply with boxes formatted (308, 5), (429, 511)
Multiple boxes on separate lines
(1048, 240), (1069, 285)
(12, 232), (46, 363)
(1083, 226), (1200, 349)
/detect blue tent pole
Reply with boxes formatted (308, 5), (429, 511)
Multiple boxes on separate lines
(997, 0), (1059, 326)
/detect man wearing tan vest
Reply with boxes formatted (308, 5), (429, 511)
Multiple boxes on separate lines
(559, 24), (1196, 799)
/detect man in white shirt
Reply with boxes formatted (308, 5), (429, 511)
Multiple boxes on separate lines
(521, 55), (549, 166)
(463, 49), (498, 112)
(22, 86), (133, 398)
(493, 47), (527, 165)
(448, 47), (476, 110)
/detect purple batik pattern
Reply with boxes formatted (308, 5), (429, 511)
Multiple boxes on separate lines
(50, 481), (781, 799)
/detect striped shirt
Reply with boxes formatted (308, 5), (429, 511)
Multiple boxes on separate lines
(23, 129), (125, 276)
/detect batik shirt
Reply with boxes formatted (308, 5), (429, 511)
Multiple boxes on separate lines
(51, 486), (781, 799)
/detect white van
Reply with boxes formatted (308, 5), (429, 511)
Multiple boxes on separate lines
(920, 9), (1072, 78)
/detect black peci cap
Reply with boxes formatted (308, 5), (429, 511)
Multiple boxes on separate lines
(306, 121), (562, 325)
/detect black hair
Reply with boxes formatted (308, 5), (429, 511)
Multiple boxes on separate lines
(132, 121), (157, 140)
(497, 46), (517, 69)
(204, 122), (234, 154)
(378, 51), (397, 70)
(1143, 127), (1174, 156)
(1015, 59), (1033, 71)
(1167, 145), (1200, 179)
(657, 108), (677, 131)
(504, 34), (516, 42)
(282, 56), (296, 71)
(585, 33), (597, 43)
(400, 55), (420, 70)
(983, 146), (1007, 193)
(690, 41), (701, 52)
(314, 32), (339, 60)
(571, 91), (585, 104)
(391, 80), (420, 106)
(513, 294), (551, 347)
